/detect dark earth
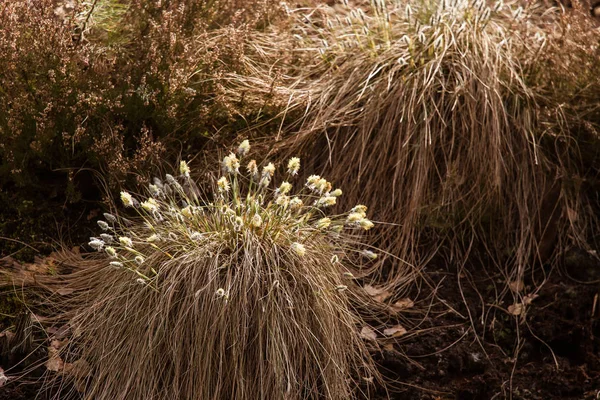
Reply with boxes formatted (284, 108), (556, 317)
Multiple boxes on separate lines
(378, 253), (600, 399)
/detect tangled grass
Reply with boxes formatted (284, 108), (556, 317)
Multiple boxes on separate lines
(29, 141), (385, 399)
(230, 0), (600, 294)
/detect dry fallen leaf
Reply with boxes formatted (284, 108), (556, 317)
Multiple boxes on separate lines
(360, 326), (378, 341)
(63, 358), (90, 379)
(508, 303), (524, 316)
(64, 358), (92, 391)
(363, 285), (391, 303)
(390, 298), (414, 312)
(523, 293), (539, 305)
(50, 339), (67, 350)
(46, 348), (64, 372)
(383, 343), (395, 352)
(509, 280), (524, 293)
(86, 208), (101, 221)
(46, 338), (69, 372)
(383, 324), (407, 338)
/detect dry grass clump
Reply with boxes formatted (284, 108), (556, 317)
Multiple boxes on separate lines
(231, 0), (599, 289)
(35, 141), (382, 399)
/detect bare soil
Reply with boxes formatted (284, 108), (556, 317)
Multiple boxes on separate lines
(378, 253), (600, 399)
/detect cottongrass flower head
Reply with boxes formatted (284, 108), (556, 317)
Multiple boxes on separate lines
(287, 157), (300, 176)
(289, 196), (303, 210)
(222, 152), (240, 174)
(103, 213), (117, 223)
(99, 233), (113, 244)
(148, 184), (162, 197)
(246, 159), (258, 177)
(118, 236), (133, 248)
(97, 220), (110, 231)
(277, 181), (292, 195)
(140, 198), (159, 213)
(217, 176), (230, 193)
(237, 139), (250, 156)
(291, 242), (306, 257)
(104, 246), (117, 258)
(262, 162), (275, 178)
(179, 161), (191, 178)
(88, 239), (104, 251)
(51, 142), (382, 400)
(120, 191), (134, 207)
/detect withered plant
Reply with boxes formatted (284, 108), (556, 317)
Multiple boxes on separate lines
(0, 0), (281, 191)
(230, 0), (600, 296)
(29, 141), (383, 399)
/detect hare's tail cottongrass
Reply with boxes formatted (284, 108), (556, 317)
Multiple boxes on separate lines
(46, 141), (383, 400)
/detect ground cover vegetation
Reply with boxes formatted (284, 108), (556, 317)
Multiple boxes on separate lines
(1, 0), (599, 398)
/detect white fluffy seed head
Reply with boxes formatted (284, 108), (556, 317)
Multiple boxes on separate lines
(291, 242), (306, 257)
(237, 139), (250, 156)
(120, 191), (134, 207)
(287, 157), (300, 176)
(181, 206), (193, 219)
(247, 160), (258, 177)
(316, 196), (336, 207)
(251, 213), (263, 228)
(289, 197), (303, 210)
(119, 236), (133, 247)
(180, 160), (190, 177)
(103, 213), (117, 223)
(223, 153), (240, 174)
(217, 177), (230, 193)
(100, 234), (113, 243)
(141, 198), (159, 213)
(262, 162), (275, 177)
(362, 250), (378, 260)
(278, 181), (292, 195)
(147, 234), (160, 242)
(89, 239), (104, 251)
(316, 217), (332, 229)
(359, 218), (374, 230)
(105, 246), (117, 258)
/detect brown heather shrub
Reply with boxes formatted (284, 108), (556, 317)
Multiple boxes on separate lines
(228, 0), (599, 292)
(7, 144), (388, 399)
(0, 0), (282, 195)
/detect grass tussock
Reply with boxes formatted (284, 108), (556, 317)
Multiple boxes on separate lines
(232, 0), (600, 289)
(27, 142), (384, 399)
